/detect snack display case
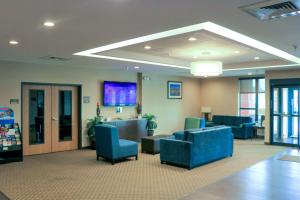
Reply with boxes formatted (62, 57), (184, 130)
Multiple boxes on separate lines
(0, 107), (23, 164)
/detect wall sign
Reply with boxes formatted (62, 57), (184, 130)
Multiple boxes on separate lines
(10, 99), (19, 105)
(83, 96), (90, 104)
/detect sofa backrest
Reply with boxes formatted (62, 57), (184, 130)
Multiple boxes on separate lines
(95, 124), (119, 157)
(174, 126), (227, 141)
(186, 127), (233, 164)
(213, 115), (252, 126)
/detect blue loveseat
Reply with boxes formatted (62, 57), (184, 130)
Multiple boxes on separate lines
(160, 126), (233, 169)
(206, 115), (254, 139)
(95, 124), (138, 164)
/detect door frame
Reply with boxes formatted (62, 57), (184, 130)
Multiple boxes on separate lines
(21, 82), (82, 152)
(270, 78), (300, 147)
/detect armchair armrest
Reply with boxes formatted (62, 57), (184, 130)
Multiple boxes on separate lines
(205, 121), (215, 127)
(242, 122), (255, 128)
(160, 139), (193, 168)
(173, 131), (185, 140)
(241, 122), (255, 138)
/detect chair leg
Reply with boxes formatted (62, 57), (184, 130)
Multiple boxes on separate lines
(135, 155), (138, 160)
(111, 160), (115, 165)
(96, 155), (99, 160)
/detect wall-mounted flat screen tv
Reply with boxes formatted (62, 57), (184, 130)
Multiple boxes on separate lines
(103, 81), (137, 106)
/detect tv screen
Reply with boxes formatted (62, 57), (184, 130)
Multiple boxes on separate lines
(103, 81), (137, 106)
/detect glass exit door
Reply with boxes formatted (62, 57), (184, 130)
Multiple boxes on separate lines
(271, 86), (300, 146)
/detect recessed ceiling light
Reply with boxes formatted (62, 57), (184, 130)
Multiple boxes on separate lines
(9, 40), (19, 45)
(254, 56), (260, 60)
(144, 45), (151, 50)
(192, 56), (198, 59)
(188, 37), (197, 41)
(248, 72), (253, 75)
(234, 50), (240, 54)
(43, 21), (55, 27)
(134, 66), (140, 69)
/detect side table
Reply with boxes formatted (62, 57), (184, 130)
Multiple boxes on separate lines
(253, 125), (265, 138)
(141, 135), (174, 155)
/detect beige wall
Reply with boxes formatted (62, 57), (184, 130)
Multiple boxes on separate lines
(0, 61), (202, 146)
(9, 60), (298, 147)
(142, 74), (201, 135)
(265, 69), (300, 143)
(199, 77), (239, 117)
(0, 61), (137, 146)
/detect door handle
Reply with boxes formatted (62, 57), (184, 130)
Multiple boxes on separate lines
(52, 117), (58, 121)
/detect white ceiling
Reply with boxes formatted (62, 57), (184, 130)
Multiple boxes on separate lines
(100, 30), (280, 64)
(0, 0), (300, 77)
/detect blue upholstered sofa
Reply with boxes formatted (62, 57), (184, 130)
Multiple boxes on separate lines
(160, 126), (233, 169)
(95, 124), (138, 164)
(206, 115), (254, 139)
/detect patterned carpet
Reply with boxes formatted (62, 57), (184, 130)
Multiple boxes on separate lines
(0, 140), (285, 200)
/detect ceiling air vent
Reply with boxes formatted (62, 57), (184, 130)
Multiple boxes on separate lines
(240, 0), (300, 20)
(40, 56), (70, 62)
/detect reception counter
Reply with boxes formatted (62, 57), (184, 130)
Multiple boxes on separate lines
(104, 119), (148, 142)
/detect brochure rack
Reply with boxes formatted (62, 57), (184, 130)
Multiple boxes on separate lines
(0, 107), (23, 164)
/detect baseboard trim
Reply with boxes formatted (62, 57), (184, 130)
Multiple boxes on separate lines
(81, 146), (94, 150)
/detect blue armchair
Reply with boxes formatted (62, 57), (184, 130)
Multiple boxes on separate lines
(184, 117), (205, 130)
(95, 124), (138, 164)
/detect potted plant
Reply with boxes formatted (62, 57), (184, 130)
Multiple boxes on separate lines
(143, 113), (158, 136)
(86, 116), (103, 149)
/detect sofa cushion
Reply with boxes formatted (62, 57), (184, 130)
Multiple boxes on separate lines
(173, 131), (185, 140)
(223, 116), (234, 126)
(213, 115), (253, 126)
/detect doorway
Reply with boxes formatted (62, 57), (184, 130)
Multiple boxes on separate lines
(271, 79), (300, 147)
(22, 84), (80, 155)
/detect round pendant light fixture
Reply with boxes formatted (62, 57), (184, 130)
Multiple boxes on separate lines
(190, 61), (223, 77)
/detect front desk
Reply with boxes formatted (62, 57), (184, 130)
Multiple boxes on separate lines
(104, 119), (148, 142)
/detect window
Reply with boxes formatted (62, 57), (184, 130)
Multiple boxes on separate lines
(239, 78), (265, 122)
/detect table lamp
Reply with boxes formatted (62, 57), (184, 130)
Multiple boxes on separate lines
(201, 107), (212, 121)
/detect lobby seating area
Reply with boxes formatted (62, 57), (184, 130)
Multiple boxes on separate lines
(95, 117), (233, 169)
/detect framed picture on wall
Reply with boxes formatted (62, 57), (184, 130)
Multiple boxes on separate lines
(167, 81), (182, 99)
